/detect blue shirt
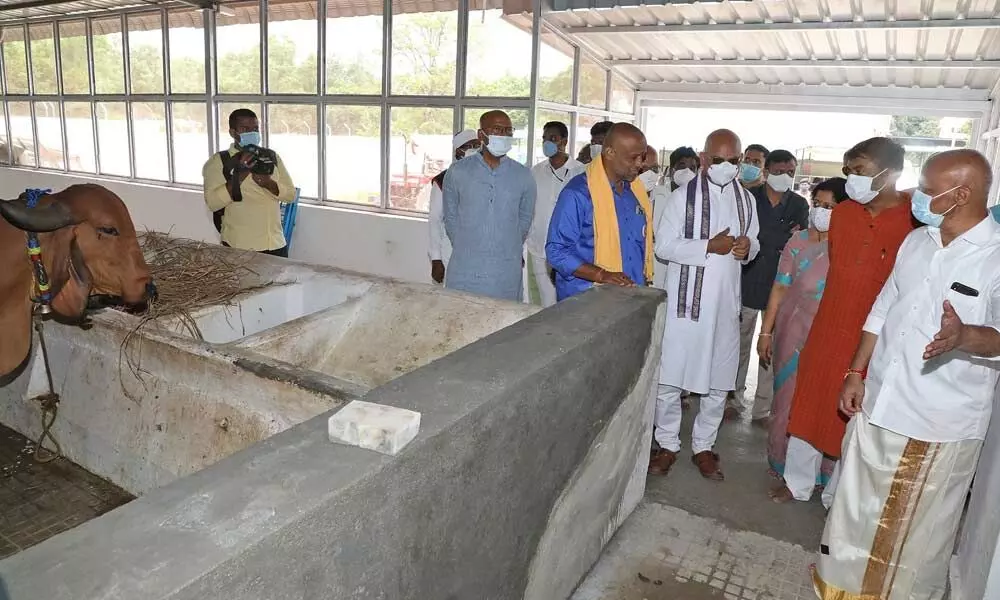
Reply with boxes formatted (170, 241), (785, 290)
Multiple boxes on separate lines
(991, 204), (1000, 223)
(545, 172), (647, 301)
(443, 153), (536, 301)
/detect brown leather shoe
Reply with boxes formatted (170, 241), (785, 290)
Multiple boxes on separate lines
(692, 451), (724, 481)
(648, 449), (677, 476)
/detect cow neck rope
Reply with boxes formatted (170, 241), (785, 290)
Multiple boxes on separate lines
(23, 188), (62, 464)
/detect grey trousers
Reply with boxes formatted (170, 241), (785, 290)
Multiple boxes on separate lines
(732, 306), (774, 420)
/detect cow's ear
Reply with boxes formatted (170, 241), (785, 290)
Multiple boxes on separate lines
(50, 233), (92, 319)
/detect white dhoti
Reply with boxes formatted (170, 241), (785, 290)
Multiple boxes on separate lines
(815, 412), (981, 600)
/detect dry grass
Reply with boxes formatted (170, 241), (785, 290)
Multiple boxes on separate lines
(118, 232), (275, 402)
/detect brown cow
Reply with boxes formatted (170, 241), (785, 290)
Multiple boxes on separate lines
(0, 184), (152, 385)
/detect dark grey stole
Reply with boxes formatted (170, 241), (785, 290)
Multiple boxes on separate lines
(676, 173), (754, 322)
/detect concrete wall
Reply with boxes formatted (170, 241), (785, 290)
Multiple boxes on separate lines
(0, 169), (432, 284)
(0, 286), (665, 600)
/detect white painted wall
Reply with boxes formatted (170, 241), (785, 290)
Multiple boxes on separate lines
(0, 168), (434, 284)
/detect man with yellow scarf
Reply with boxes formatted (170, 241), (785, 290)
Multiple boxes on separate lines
(545, 123), (654, 301)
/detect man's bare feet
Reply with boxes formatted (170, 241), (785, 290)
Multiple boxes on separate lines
(768, 485), (795, 503)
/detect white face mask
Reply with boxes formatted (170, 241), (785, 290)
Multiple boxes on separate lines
(767, 173), (795, 193)
(845, 169), (888, 205)
(810, 206), (833, 232)
(707, 162), (739, 186)
(638, 170), (659, 191)
(485, 135), (512, 157)
(672, 168), (696, 188)
(462, 146), (480, 157)
(590, 144), (603, 160)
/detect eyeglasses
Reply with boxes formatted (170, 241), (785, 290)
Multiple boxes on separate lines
(483, 126), (515, 136)
(709, 156), (741, 166)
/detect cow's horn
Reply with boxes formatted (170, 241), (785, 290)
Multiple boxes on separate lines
(0, 196), (78, 232)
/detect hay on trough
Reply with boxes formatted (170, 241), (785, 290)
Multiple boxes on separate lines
(118, 232), (276, 402)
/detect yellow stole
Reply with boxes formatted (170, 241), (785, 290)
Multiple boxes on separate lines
(585, 155), (654, 284)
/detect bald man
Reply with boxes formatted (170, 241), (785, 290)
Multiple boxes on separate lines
(637, 145), (661, 193)
(443, 110), (535, 301)
(649, 129), (759, 480)
(546, 123), (652, 300)
(816, 149), (1000, 599)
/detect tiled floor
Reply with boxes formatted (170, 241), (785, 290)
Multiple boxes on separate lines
(0, 423), (133, 559)
(573, 385), (827, 600)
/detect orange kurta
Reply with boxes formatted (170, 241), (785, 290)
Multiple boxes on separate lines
(786, 196), (914, 457)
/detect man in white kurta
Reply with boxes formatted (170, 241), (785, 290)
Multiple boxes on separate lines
(817, 149), (1000, 600)
(649, 129), (760, 480)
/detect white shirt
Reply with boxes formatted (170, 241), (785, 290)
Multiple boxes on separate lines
(427, 180), (452, 264)
(527, 157), (582, 257)
(863, 216), (1000, 443)
(649, 183), (672, 289)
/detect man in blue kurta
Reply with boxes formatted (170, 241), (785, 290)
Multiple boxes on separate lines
(443, 110), (536, 301)
(546, 123), (653, 301)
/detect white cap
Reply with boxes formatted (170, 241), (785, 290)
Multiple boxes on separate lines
(452, 129), (478, 151)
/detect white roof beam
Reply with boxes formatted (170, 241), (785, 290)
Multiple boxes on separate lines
(613, 59), (1000, 69)
(562, 18), (1000, 35)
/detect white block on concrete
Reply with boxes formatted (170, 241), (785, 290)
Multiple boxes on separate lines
(327, 400), (421, 455)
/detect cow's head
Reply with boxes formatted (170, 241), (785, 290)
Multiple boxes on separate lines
(0, 184), (152, 320)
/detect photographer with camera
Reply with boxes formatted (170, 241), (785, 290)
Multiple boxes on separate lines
(203, 108), (296, 257)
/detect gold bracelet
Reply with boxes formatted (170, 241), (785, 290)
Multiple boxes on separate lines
(759, 333), (773, 337)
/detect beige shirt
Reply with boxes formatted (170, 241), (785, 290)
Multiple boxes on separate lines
(202, 145), (296, 251)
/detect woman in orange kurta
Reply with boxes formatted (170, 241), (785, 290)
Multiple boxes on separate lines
(780, 138), (915, 504)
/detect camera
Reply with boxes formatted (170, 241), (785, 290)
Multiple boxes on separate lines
(241, 144), (277, 176)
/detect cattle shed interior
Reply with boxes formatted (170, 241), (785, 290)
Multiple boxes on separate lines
(0, 0), (999, 598)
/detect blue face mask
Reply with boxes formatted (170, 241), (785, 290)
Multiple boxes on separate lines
(238, 131), (261, 148)
(739, 163), (762, 183)
(911, 186), (959, 228)
(542, 140), (559, 158)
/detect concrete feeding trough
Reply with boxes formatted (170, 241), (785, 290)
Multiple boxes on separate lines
(0, 239), (666, 600)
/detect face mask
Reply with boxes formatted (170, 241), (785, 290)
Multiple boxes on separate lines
(238, 131), (261, 148)
(542, 140), (559, 158)
(810, 206), (833, 232)
(590, 144), (603, 160)
(739, 163), (761, 183)
(638, 170), (659, 191)
(845, 169), (888, 205)
(672, 168), (696, 188)
(462, 146), (480, 158)
(485, 135), (512, 157)
(911, 187), (959, 228)
(767, 173), (795, 193)
(708, 162), (739, 186)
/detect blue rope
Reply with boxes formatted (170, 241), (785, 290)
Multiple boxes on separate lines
(24, 188), (51, 209)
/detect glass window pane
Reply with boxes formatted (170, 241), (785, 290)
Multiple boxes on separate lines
(8, 102), (35, 167)
(2, 27), (29, 95)
(267, 2), (316, 94)
(65, 102), (96, 172)
(34, 101), (63, 168)
(59, 21), (89, 94)
(92, 18), (125, 94)
(465, 8), (529, 97)
(216, 1), (261, 94)
(29, 24), (57, 94)
(96, 102), (129, 176)
(391, 4), (456, 96)
(538, 29), (573, 104)
(133, 102), (168, 180)
(168, 10), (206, 94)
(128, 13), (164, 94)
(267, 104), (317, 198)
(462, 107), (528, 165)
(218, 102), (261, 150)
(326, 105), (380, 206)
(326, 0), (381, 95)
(389, 106), (453, 211)
(610, 75), (634, 114)
(171, 102), (208, 184)
(578, 57), (607, 109)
